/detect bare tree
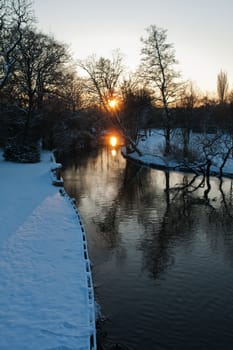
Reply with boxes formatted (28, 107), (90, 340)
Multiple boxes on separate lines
(140, 25), (181, 155)
(78, 52), (142, 155)
(0, 0), (33, 89)
(56, 71), (84, 112)
(13, 28), (69, 141)
(180, 81), (199, 112)
(78, 51), (124, 111)
(120, 80), (153, 142)
(217, 70), (228, 104)
(179, 81), (199, 158)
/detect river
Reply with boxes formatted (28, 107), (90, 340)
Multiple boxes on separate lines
(62, 146), (233, 350)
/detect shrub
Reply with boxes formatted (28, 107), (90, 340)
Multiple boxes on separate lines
(3, 140), (40, 163)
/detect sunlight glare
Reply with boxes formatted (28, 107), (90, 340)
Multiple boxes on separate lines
(108, 99), (117, 109)
(110, 136), (117, 147)
(111, 149), (117, 157)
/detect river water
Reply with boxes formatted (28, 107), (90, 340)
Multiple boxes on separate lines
(62, 146), (233, 350)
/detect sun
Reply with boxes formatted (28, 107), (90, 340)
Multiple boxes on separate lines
(110, 136), (117, 147)
(108, 99), (117, 109)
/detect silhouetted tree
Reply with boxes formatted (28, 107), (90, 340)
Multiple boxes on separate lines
(0, 0), (33, 89)
(140, 25), (181, 155)
(217, 70), (228, 104)
(120, 81), (153, 142)
(13, 27), (69, 141)
(78, 52), (142, 155)
(179, 81), (199, 157)
(78, 51), (124, 110)
(57, 71), (84, 112)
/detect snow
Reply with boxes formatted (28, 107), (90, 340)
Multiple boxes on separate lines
(123, 129), (233, 178)
(1, 129), (231, 349)
(0, 151), (96, 350)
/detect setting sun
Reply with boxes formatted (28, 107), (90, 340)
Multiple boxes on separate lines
(110, 136), (117, 147)
(108, 99), (117, 109)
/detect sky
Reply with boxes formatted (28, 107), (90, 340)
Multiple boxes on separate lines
(33, 0), (233, 94)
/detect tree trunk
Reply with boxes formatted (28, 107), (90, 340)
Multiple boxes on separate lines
(164, 126), (171, 156)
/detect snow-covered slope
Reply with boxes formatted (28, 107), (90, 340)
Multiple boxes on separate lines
(0, 151), (96, 350)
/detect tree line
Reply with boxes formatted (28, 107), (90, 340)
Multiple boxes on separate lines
(1, 0), (233, 162)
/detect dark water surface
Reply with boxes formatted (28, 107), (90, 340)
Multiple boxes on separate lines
(62, 147), (233, 350)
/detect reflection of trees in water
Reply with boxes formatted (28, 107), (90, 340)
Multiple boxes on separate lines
(93, 161), (148, 249)
(63, 147), (233, 278)
(139, 172), (195, 278)
(84, 155), (233, 276)
(139, 172), (233, 279)
(202, 180), (233, 266)
(63, 151), (124, 251)
(218, 179), (233, 219)
(60, 148), (99, 169)
(97, 203), (120, 249)
(91, 160), (169, 253)
(96, 160), (163, 229)
(170, 172), (233, 216)
(62, 148), (101, 204)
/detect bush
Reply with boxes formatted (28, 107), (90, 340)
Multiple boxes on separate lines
(3, 141), (40, 163)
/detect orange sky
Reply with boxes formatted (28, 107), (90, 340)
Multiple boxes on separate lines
(34, 0), (233, 94)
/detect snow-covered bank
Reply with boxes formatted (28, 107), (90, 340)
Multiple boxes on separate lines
(122, 130), (233, 178)
(0, 151), (96, 350)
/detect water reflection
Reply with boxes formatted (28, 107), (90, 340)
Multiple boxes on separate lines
(62, 147), (233, 350)
(139, 171), (233, 279)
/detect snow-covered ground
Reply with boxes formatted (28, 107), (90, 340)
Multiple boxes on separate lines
(123, 129), (233, 178)
(0, 151), (96, 350)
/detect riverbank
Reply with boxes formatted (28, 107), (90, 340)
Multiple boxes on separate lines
(0, 150), (96, 350)
(122, 130), (233, 178)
